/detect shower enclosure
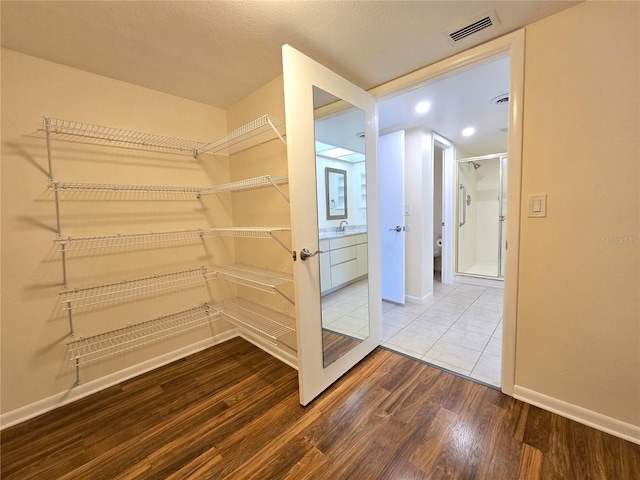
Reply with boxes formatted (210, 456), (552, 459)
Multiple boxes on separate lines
(456, 153), (507, 279)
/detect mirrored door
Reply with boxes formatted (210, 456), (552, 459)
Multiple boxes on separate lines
(283, 44), (381, 406)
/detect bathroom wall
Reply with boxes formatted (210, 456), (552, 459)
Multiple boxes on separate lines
(0, 49), (232, 416)
(516, 1), (639, 433)
(315, 156), (366, 230)
(404, 128), (433, 303)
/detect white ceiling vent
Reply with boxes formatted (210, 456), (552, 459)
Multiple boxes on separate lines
(446, 11), (500, 44)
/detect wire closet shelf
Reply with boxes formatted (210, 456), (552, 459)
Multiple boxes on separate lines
(66, 304), (220, 385)
(216, 264), (294, 304)
(197, 115), (286, 156)
(54, 227), (291, 253)
(221, 297), (295, 346)
(59, 267), (218, 311)
(41, 114), (286, 158)
(48, 175), (289, 200)
(41, 117), (208, 156)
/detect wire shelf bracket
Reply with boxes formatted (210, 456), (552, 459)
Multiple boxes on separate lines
(67, 304), (220, 385)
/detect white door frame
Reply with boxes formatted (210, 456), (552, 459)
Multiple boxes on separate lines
(433, 133), (455, 285)
(368, 30), (525, 396)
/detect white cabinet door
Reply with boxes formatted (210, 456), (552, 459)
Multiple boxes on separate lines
(283, 44), (381, 406)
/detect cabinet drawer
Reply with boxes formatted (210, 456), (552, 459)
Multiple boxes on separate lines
(331, 260), (358, 288)
(320, 249), (331, 293)
(330, 235), (356, 250)
(355, 233), (368, 244)
(330, 245), (357, 266)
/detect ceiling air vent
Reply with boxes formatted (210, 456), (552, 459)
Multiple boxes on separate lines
(446, 11), (500, 44)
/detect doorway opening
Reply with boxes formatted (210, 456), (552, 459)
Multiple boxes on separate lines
(376, 53), (511, 388)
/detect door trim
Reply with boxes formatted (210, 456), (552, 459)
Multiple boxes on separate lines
(368, 30), (525, 396)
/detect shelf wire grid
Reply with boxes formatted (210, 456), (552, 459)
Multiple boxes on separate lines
(48, 180), (205, 195)
(197, 115), (286, 156)
(54, 227), (291, 253)
(221, 297), (295, 345)
(200, 175), (289, 195)
(216, 264), (293, 294)
(59, 267), (217, 311)
(66, 304), (219, 367)
(42, 117), (208, 155)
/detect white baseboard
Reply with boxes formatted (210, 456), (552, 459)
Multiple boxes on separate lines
(405, 291), (434, 304)
(513, 385), (640, 445)
(238, 333), (298, 370)
(0, 330), (238, 431)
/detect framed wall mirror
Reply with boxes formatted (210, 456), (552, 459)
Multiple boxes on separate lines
(325, 167), (347, 219)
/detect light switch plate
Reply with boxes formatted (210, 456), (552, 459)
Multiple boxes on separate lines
(405, 204), (411, 215)
(528, 194), (547, 218)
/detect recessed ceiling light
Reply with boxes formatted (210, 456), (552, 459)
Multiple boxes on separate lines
(415, 101), (431, 114)
(462, 127), (476, 137)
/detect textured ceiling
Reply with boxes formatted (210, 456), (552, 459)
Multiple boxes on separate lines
(1, 1), (579, 109)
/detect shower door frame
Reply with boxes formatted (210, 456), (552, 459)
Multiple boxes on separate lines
(455, 153), (508, 280)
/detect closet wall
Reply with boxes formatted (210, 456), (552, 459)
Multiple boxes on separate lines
(1, 48), (290, 418)
(224, 76), (296, 361)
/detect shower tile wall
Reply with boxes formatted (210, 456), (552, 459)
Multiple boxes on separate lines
(382, 280), (503, 387)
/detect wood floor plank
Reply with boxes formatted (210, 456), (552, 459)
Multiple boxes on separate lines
(2, 338), (639, 479)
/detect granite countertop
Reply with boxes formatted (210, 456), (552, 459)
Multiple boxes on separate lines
(319, 226), (367, 240)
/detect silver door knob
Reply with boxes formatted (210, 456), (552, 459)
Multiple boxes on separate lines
(389, 226), (402, 232)
(300, 248), (323, 261)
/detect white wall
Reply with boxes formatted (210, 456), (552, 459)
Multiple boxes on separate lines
(315, 157), (366, 230)
(0, 49), (231, 415)
(404, 128), (433, 303)
(515, 1), (639, 435)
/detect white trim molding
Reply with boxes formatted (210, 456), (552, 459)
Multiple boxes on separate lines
(405, 292), (434, 305)
(514, 385), (640, 445)
(0, 330), (238, 431)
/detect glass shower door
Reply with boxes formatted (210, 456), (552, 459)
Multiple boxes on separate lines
(456, 154), (506, 279)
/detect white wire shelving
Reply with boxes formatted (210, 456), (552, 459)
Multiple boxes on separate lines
(66, 304), (220, 385)
(59, 267), (217, 311)
(48, 180), (205, 195)
(42, 114), (295, 384)
(41, 117), (208, 157)
(221, 297), (295, 346)
(217, 264), (294, 304)
(197, 115), (286, 156)
(48, 175), (289, 200)
(54, 227), (291, 254)
(200, 175), (289, 202)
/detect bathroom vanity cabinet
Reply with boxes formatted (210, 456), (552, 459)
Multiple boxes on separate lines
(319, 233), (368, 295)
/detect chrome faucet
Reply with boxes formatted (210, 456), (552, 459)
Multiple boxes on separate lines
(338, 220), (349, 232)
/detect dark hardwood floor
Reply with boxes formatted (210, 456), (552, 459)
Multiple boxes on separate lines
(2, 337), (639, 479)
(322, 328), (362, 367)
